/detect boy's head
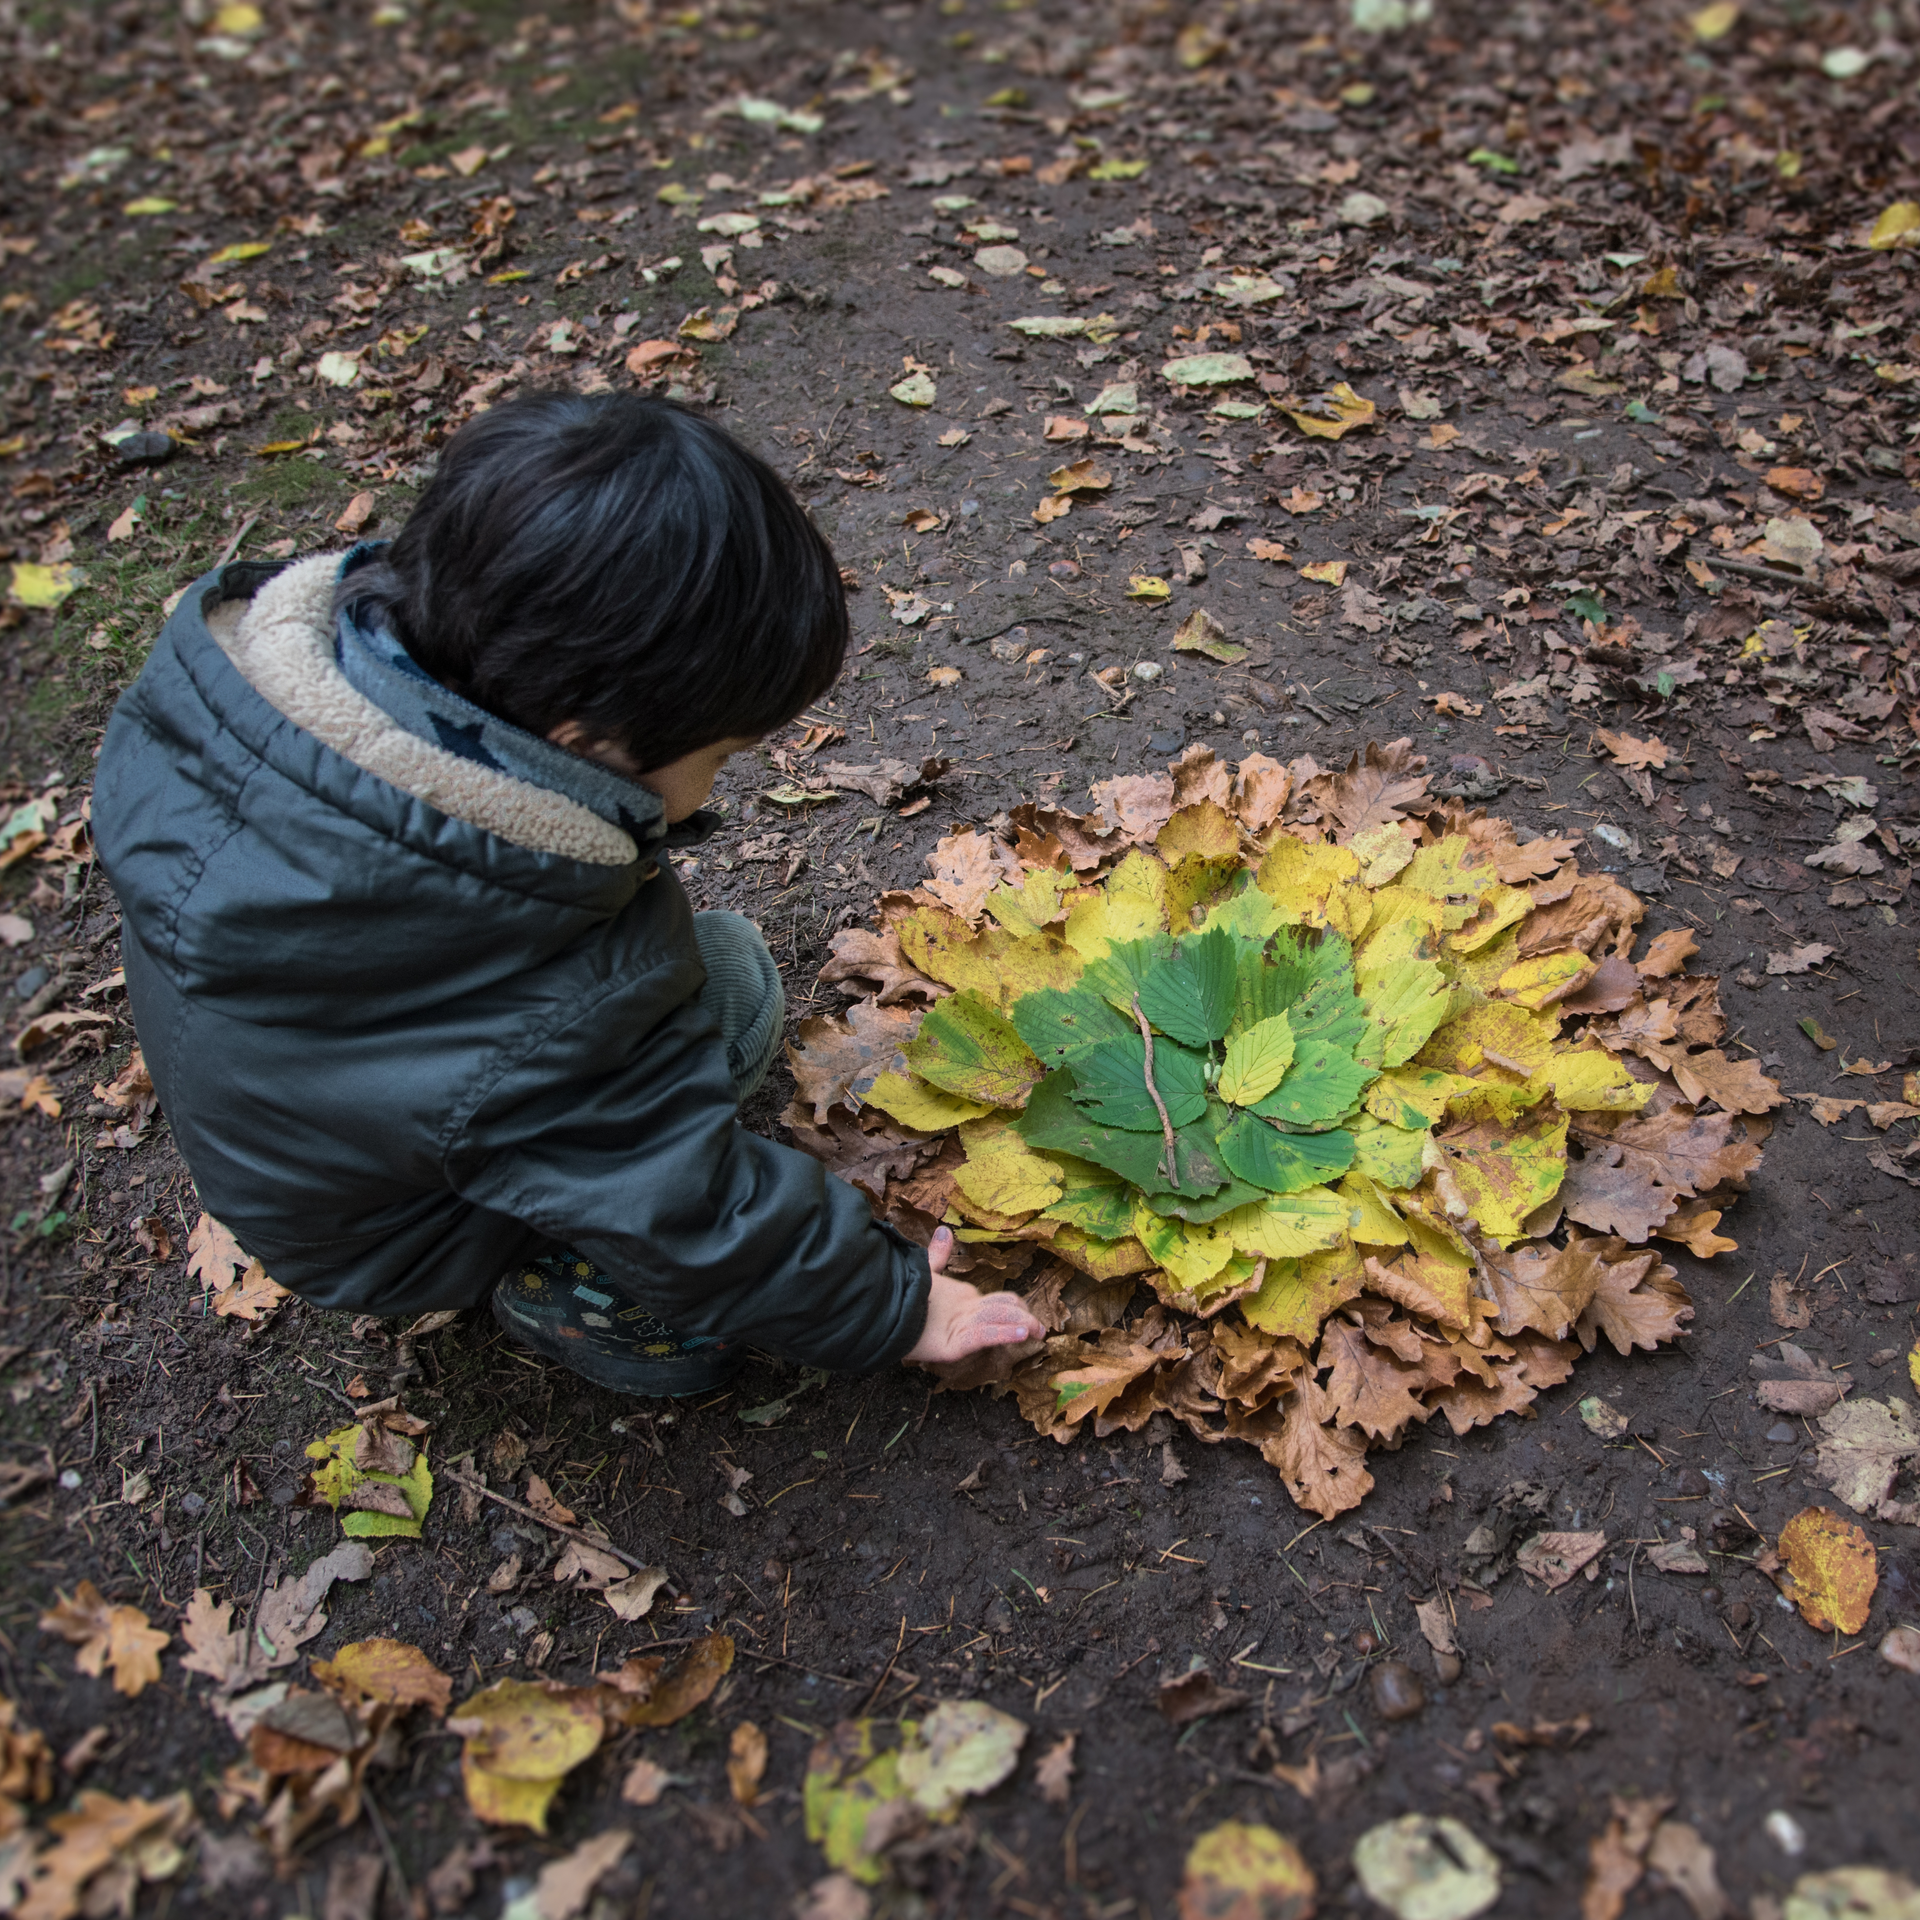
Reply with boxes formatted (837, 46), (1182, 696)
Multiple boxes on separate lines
(343, 393), (846, 812)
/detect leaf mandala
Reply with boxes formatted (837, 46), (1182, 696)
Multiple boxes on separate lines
(788, 740), (1779, 1520)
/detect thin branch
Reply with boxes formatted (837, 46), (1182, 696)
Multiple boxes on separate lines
(446, 1468), (654, 1573)
(1130, 992), (1180, 1188)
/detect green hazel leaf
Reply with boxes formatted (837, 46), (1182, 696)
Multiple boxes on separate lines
(1043, 1177), (1137, 1241)
(1196, 880), (1282, 944)
(1219, 1112), (1356, 1193)
(1286, 973), (1370, 1056)
(1137, 1171), (1270, 1223)
(1136, 925), (1238, 1048)
(1265, 926), (1357, 1006)
(1068, 1032), (1209, 1131)
(1010, 984), (1135, 1069)
(903, 988), (1042, 1108)
(1357, 957), (1453, 1070)
(1016, 1070), (1231, 1196)
(1349, 1116), (1429, 1191)
(1252, 1040), (1376, 1132)
(1218, 1013), (1296, 1107)
(1220, 1189), (1352, 1259)
(1080, 934), (1173, 1018)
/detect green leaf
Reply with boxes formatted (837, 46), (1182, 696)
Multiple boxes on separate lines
(1080, 934), (1173, 1018)
(1218, 1014), (1296, 1107)
(1467, 147), (1520, 173)
(1285, 974), (1370, 1057)
(1197, 883), (1283, 944)
(1043, 1174), (1137, 1241)
(1017, 1070), (1230, 1197)
(1219, 1113), (1356, 1193)
(1251, 1041), (1375, 1132)
(1068, 1032), (1209, 1131)
(1357, 956), (1453, 1069)
(1348, 1117), (1429, 1191)
(904, 989), (1042, 1108)
(343, 1450), (434, 1538)
(1136, 926), (1238, 1047)
(1234, 927), (1354, 1031)
(1009, 984), (1135, 1069)
(1565, 589), (1606, 624)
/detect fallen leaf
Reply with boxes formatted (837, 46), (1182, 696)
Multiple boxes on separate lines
(1595, 729), (1669, 771)
(1179, 1822), (1316, 1920)
(448, 1681), (604, 1832)
(1172, 608), (1247, 665)
(1244, 537), (1291, 563)
(1157, 1669), (1249, 1726)
(1583, 1794), (1673, 1920)
(1279, 383), (1376, 440)
(1299, 559), (1347, 586)
(311, 1639), (452, 1712)
(1034, 1732), (1075, 1807)
(38, 1585), (169, 1697)
(1810, 1399), (1920, 1521)
(1766, 944), (1833, 975)
(13, 1790), (195, 1920)
(620, 1758), (673, 1806)
(1351, 1814), (1501, 1920)
(524, 1829), (628, 1920)
(1750, 1342), (1849, 1418)
(1776, 1506), (1877, 1634)
(1513, 1530), (1607, 1590)
(727, 1722), (768, 1807)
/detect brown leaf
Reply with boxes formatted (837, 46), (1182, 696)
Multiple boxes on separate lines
(787, 1101), (933, 1204)
(1594, 729), (1669, 771)
(620, 1758), (673, 1807)
(1654, 1203), (1738, 1258)
(922, 827), (1018, 918)
(816, 757), (950, 807)
(1156, 1669), (1248, 1726)
(1645, 1820), (1731, 1920)
(1167, 743), (1234, 811)
(596, 1633), (734, 1728)
(1034, 1732), (1075, 1806)
(1636, 929), (1699, 978)
(1302, 739), (1430, 841)
(1571, 1103), (1762, 1201)
(1226, 1379), (1374, 1518)
(1482, 1240), (1609, 1341)
(38, 1583), (169, 1697)
(186, 1213), (248, 1291)
(1319, 1315), (1432, 1440)
(1561, 1145), (1680, 1239)
(816, 927), (942, 1007)
(1089, 772), (1176, 846)
(1514, 1530), (1607, 1591)
(1583, 1793), (1673, 1920)
(1769, 1276), (1813, 1331)
(726, 1722), (767, 1807)
(1749, 1343), (1849, 1417)
(1231, 755), (1292, 833)
(1663, 1049), (1785, 1116)
(213, 1260), (289, 1321)
(1575, 1247), (1692, 1356)
(1428, 1333), (1573, 1436)
(1556, 955), (1641, 1015)
(786, 1000), (920, 1125)
(1517, 872), (1646, 959)
(1493, 835), (1581, 883)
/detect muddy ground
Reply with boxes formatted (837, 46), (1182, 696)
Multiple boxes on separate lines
(3, 0), (1919, 1913)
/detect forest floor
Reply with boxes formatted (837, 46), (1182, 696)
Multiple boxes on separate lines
(2, 0), (1919, 1916)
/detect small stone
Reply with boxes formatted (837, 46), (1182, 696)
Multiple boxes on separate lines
(113, 430), (176, 466)
(983, 1596), (1016, 1636)
(180, 1491), (206, 1515)
(1351, 1627), (1380, 1656)
(1724, 1600), (1753, 1630)
(1765, 1810), (1807, 1858)
(1048, 559), (1082, 581)
(1131, 661), (1164, 684)
(1672, 1467), (1710, 1497)
(1367, 1660), (1426, 1721)
(1433, 1651), (1463, 1685)
(13, 965), (50, 999)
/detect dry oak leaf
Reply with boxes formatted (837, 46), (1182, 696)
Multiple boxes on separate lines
(923, 828), (1018, 920)
(1573, 1103), (1761, 1200)
(1318, 1315), (1433, 1440)
(1034, 1732), (1075, 1807)
(817, 927), (942, 1007)
(1227, 1378), (1375, 1519)
(1582, 1792), (1673, 1920)
(1575, 1247), (1692, 1357)
(1090, 772), (1177, 847)
(186, 1213), (247, 1291)
(1303, 740), (1430, 842)
(1749, 1343), (1849, 1419)
(1595, 729), (1669, 771)
(1513, 1530), (1607, 1591)
(1644, 1821), (1731, 1920)
(1494, 834), (1581, 884)
(1560, 1145), (1679, 1241)
(214, 1259), (290, 1321)
(619, 1758), (673, 1807)
(786, 1000), (919, 1125)
(528, 1831), (630, 1920)
(38, 1584), (169, 1698)
(1811, 1398), (1920, 1520)
(1661, 1049), (1784, 1116)
(14, 1789), (195, 1920)
(1637, 929), (1698, 979)
(1776, 1506), (1877, 1635)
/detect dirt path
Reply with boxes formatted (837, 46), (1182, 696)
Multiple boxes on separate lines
(3, 0), (1918, 1914)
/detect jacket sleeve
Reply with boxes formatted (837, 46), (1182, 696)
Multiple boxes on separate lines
(445, 946), (931, 1374)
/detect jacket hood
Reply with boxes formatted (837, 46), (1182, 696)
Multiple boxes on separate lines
(95, 558), (671, 1025)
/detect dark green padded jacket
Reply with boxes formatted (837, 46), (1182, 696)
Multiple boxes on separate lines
(91, 554), (929, 1370)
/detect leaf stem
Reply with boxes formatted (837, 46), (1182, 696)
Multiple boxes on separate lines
(1130, 992), (1180, 1188)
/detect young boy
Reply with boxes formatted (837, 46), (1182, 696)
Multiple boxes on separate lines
(94, 394), (1042, 1393)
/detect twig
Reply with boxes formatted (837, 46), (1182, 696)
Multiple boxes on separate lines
(1130, 993), (1179, 1187)
(446, 1469), (654, 1573)
(211, 513), (260, 574)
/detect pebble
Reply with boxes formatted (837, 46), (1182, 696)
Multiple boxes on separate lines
(13, 965), (50, 999)
(1131, 660), (1163, 684)
(1765, 1421), (1797, 1443)
(1434, 1651), (1463, 1686)
(1048, 559), (1082, 581)
(1351, 1627), (1380, 1655)
(1368, 1660), (1426, 1721)
(113, 430), (176, 466)
(983, 1596), (1015, 1636)
(1765, 1811), (1807, 1858)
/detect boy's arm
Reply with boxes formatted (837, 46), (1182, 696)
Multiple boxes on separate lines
(446, 961), (942, 1371)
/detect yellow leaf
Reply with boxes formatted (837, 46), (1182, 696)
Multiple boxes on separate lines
(1298, 559), (1347, 585)
(1447, 882), (1534, 954)
(9, 563), (84, 608)
(122, 197), (178, 216)
(1242, 1244), (1365, 1343)
(312, 1639), (454, 1711)
(1219, 1014), (1296, 1106)
(953, 1119), (1065, 1218)
(1777, 1507), (1877, 1635)
(450, 1680), (604, 1832)
(1048, 1225), (1158, 1279)
(1690, 0), (1739, 36)
(1222, 1190), (1352, 1260)
(1527, 1048), (1651, 1112)
(205, 241), (271, 265)
(1364, 1067), (1466, 1130)
(1281, 383), (1375, 440)
(213, 1), (264, 32)
(1063, 850), (1165, 956)
(1125, 575), (1171, 600)
(986, 866), (1066, 939)
(863, 1071), (991, 1132)
(1131, 1202), (1236, 1288)
(1182, 1822), (1317, 1920)
(1254, 836), (1360, 924)
(1868, 201), (1920, 250)
(1496, 951), (1594, 1009)
(1335, 1171), (1408, 1247)
(1431, 1108), (1567, 1246)
(1420, 998), (1555, 1076)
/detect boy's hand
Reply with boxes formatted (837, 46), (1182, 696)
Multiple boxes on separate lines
(903, 1227), (1046, 1366)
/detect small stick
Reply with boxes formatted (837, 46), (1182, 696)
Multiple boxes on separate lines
(447, 1469), (654, 1573)
(1130, 993), (1179, 1187)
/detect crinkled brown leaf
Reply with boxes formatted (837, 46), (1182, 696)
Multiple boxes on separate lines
(786, 1001), (921, 1125)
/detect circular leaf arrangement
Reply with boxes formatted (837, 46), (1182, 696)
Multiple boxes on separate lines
(787, 740), (1785, 1519)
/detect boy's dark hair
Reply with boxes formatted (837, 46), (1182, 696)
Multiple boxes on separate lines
(340, 393), (846, 772)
